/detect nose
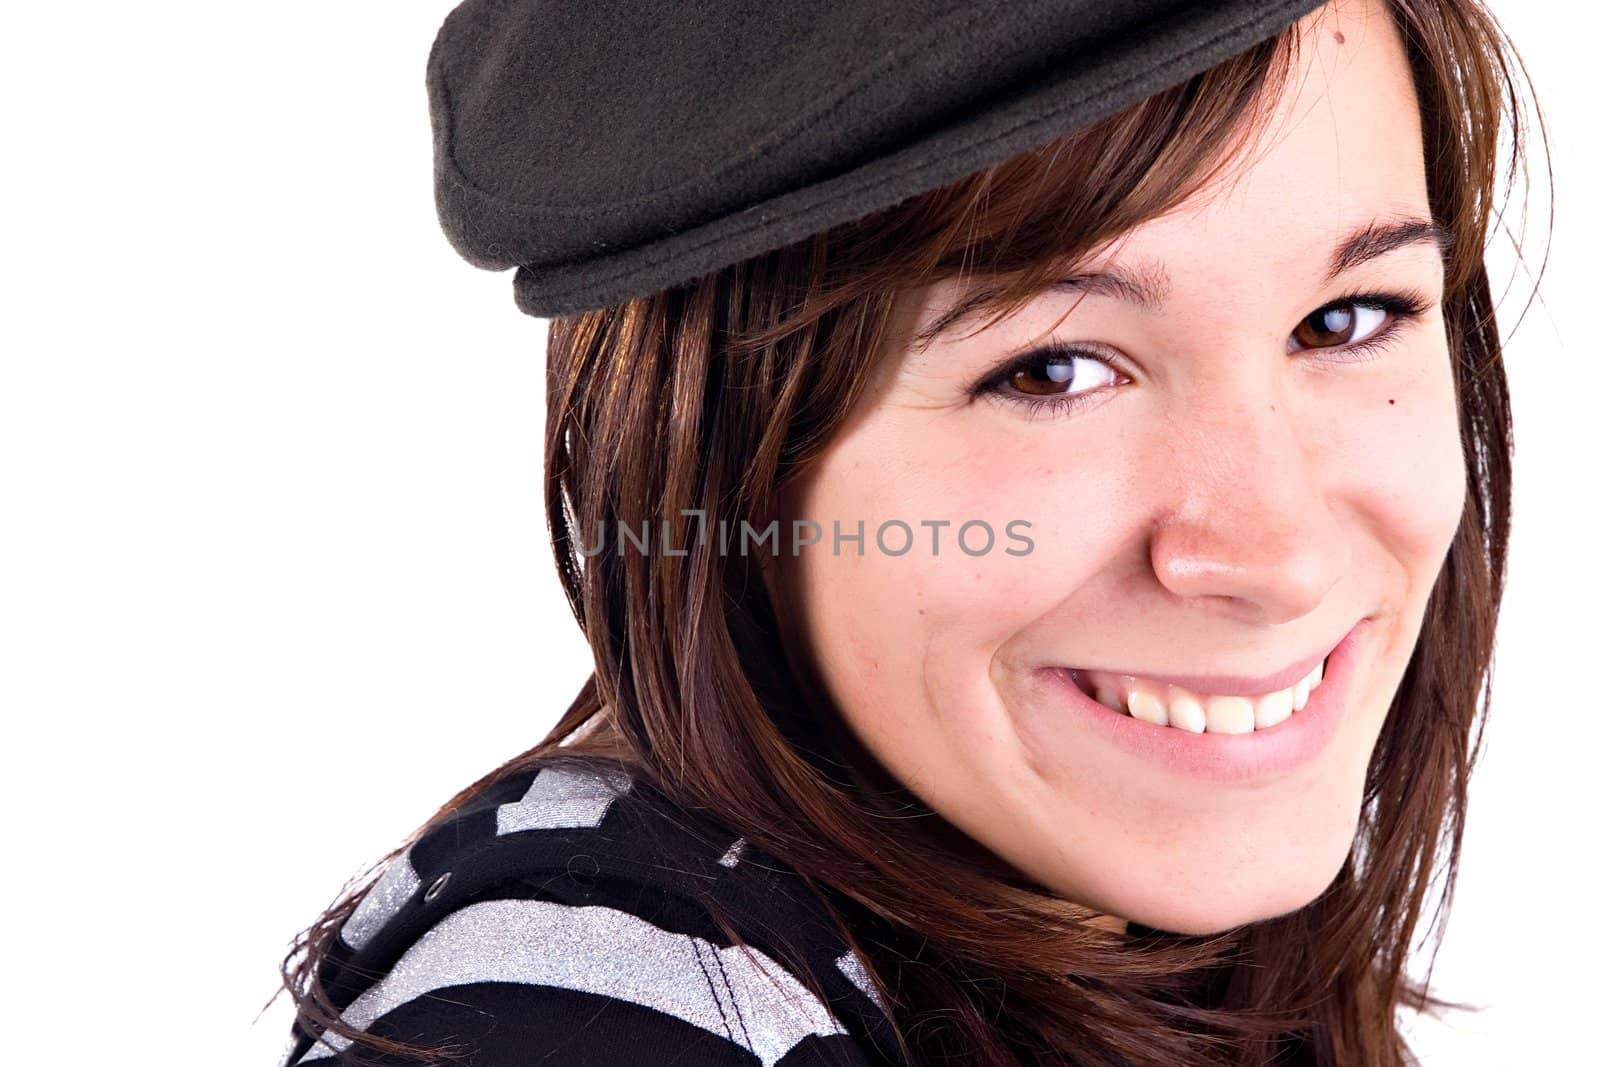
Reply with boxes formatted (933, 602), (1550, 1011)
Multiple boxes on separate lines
(1147, 394), (1349, 625)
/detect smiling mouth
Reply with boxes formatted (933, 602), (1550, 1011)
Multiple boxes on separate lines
(1031, 622), (1367, 780)
(1059, 656), (1331, 735)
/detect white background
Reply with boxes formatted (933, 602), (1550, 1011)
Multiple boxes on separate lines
(0, 3), (1589, 1064)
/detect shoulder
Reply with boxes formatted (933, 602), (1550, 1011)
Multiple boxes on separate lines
(286, 755), (900, 1067)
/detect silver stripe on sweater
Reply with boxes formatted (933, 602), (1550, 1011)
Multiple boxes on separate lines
(337, 848), (420, 952)
(294, 897), (849, 1066)
(496, 764), (635, 835)
(834, 949), (889, 1014)
(718, 837), (748, 867)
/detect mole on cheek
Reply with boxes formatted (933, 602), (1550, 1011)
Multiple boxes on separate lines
(1333, 30), (1346, 44)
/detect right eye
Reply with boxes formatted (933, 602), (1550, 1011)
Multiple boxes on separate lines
(975, 343), (1125, 419)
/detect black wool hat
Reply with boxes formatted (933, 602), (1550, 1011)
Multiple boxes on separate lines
(426, 0), (1326, 320)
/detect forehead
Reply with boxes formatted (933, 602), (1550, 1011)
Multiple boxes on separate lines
(1126, 0), (1429, 263)
(915, 0), (1431, 333)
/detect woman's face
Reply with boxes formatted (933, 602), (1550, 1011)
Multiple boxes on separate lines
(771, 0), (1464, 935)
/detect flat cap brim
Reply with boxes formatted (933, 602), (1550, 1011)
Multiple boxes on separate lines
(426, 0), (1325, 319)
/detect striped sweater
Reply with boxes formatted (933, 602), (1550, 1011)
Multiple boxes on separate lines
(284, 756), (905, 1066)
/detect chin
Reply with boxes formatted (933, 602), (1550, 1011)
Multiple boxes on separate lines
(1109, 832), (1354, 936)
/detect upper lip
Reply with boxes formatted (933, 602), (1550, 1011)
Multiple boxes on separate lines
(1060, 624), (1354, 698)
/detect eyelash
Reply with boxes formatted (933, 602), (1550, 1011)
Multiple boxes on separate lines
(972, 288), (1434, 420)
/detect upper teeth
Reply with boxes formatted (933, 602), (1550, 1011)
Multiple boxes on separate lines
(1080, 658), (1326, 734)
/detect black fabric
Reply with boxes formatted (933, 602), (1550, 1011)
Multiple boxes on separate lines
(425, 0), (1326, 318)
(347, 984), (876, 1067)
(283, 756), (905, 1067)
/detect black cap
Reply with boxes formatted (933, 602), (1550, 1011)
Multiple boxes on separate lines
(426, 0), (1325, 319)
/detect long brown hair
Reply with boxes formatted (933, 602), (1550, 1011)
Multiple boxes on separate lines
(276, 1), (1545, 1062)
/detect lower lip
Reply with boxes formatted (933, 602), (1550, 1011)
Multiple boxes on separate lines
(1035, 619), (1369, 784)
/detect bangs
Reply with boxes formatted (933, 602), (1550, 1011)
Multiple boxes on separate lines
(889, 24), (1307, 352)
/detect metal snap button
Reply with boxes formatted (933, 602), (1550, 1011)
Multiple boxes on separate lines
(424, 872), (452, 902)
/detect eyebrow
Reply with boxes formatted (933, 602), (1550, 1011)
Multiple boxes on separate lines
(1324, 216), (1453, 284)
(919, 215), (1453, 342)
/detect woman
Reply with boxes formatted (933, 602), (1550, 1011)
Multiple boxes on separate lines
(279, 0), (1540, 1062)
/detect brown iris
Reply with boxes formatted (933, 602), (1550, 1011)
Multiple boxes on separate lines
(1008, 354), (1076, 396)
(1292, 302), (1360, 348)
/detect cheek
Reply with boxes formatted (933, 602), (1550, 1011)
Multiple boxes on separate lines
(777, 406), (1125, 776)
(1322, 334), (1467, 590)
(784, 407), (1110, 636)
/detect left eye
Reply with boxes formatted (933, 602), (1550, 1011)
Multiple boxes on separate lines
(1290, 300), (1388, 351)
